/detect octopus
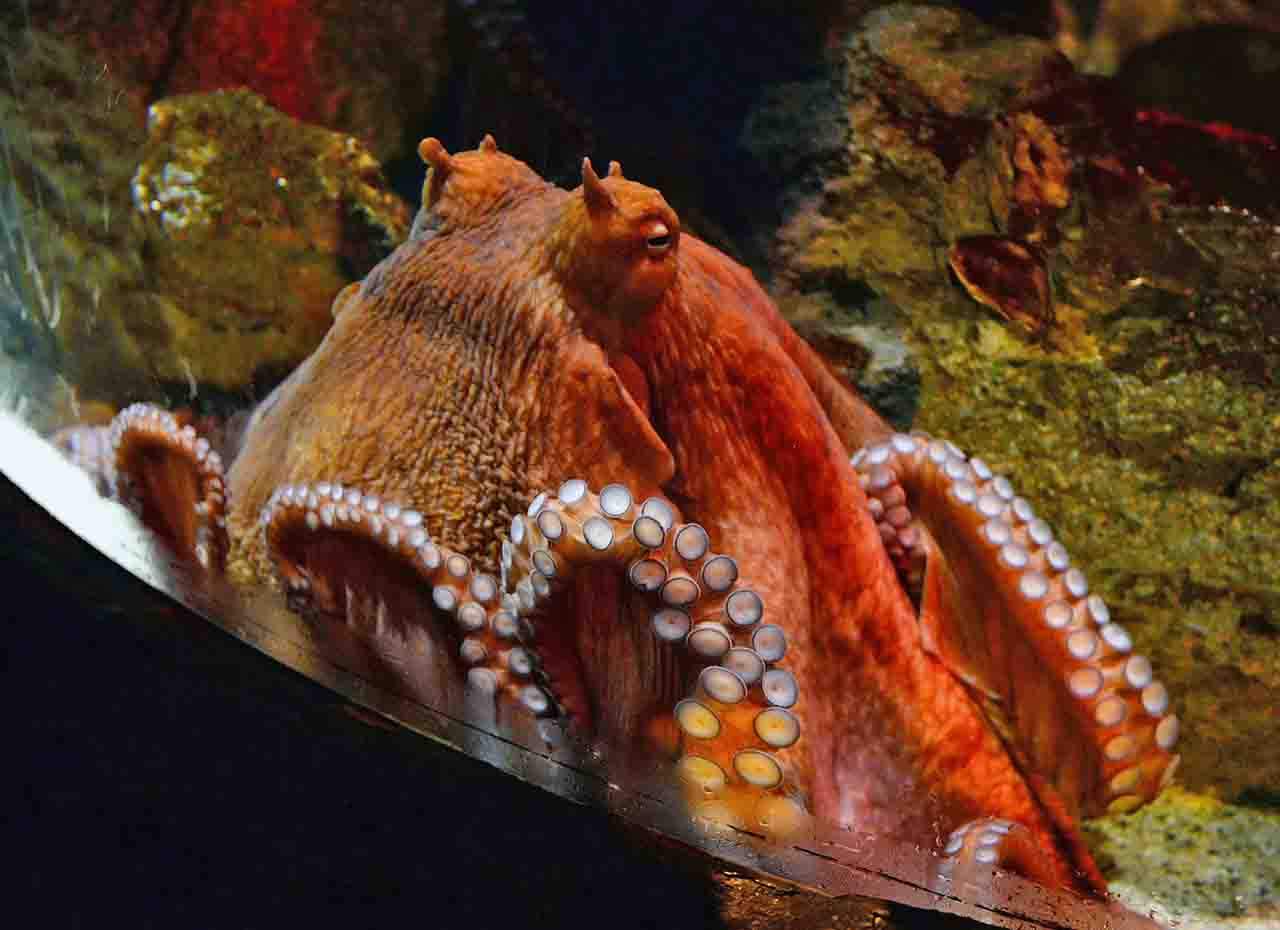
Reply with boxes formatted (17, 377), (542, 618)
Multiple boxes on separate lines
(62, 135), (1180, 903)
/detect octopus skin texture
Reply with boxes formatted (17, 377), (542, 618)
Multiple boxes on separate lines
(68, 136), (1180, 901)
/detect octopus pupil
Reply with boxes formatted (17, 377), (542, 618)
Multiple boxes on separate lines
(647, 234), (670, 250)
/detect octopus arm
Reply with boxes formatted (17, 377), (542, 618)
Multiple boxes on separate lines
(503, 480), (812, 837)
(103, 404), (231, 570)
(854, 435), (1181, 827)
(632, 263), (1102, 890)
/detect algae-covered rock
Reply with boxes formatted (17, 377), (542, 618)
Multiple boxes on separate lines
(0, 29), (151, 423)
(756, 3), (1280, 802)
(1086, 787), (1280, 926)
(0, 29), (408, 414)
(128, 88), (409, 401)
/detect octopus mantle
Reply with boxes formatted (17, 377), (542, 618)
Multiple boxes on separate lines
(69, 136), (1180, 901)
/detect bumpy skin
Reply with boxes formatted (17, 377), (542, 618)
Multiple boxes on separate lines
(226, 145), (673, 584)
(84, 137), (1181, 902)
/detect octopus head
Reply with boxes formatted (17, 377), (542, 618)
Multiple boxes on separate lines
(555, 157), (682, 320)
(414, 134), (547, 234)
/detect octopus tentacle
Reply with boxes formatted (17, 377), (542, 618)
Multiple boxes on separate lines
(851, 432), (1180, 823)
(859, 450), (930, 593)
(53, 423), (116, 496)
(502, 480), (809, 837)
(258, 480), (555, 716)
(108, 403), (229, 570)
(936, 817), (1059, 891)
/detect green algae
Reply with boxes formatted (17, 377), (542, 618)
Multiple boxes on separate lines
(1087, 788), (1280, 925)
(0, 27), (408, 414)
(129, 87), (409, 403)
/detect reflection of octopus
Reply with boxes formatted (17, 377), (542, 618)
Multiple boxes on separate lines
(64, 136), (1179, 899)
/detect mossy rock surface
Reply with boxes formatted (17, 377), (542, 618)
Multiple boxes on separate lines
(128, 88), (409, 403)
(1087, 787), (1280, 926)
(1, 30), (408, 413)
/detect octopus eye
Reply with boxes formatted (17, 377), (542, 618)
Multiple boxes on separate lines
(646, 224), (673, 256)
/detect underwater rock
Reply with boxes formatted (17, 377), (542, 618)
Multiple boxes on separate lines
(764, 3), (1078, 408)
(7, 0), (448, 161)
(168, 0), (447, 162)
(1085, 787), (1280, 926)
(0, 29), (152, 420)
(1115, 25), (1280, 142)
(753, 3), (1280, 804)
(0, 33), (408, 411)
(128, 89), (409, 401)
(1056, 0), (1280, 76)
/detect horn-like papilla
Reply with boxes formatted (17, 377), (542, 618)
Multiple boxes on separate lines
(419, 137), (456, 208)
(582, 157), (617, 215)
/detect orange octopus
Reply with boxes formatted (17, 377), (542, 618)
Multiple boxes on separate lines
(66, 136), (1180, 901)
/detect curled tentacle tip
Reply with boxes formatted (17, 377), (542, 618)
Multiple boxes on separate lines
(478, 133), (499, 153)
